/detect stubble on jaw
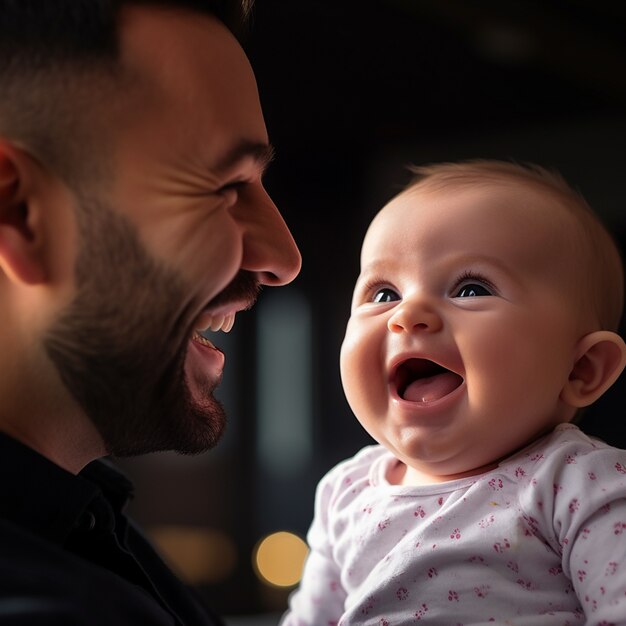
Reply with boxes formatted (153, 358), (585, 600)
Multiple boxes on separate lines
(43, 195), (227, 458)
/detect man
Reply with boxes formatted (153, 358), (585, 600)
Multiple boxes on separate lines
(0, 1), (301, 624)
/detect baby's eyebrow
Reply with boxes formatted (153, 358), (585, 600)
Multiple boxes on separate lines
(447, 253), (518, 277)
(353, 261), (396, 292)
(356, 254), (522, 289)
(358, 259), (394, 275)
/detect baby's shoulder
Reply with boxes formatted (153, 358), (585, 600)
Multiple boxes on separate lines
(512, 424), (625, 469)
(500, 424), (626, 498)
(494, 425), (626, 550)
(316, 445), (391, 503)
(321, 444), (389, 485)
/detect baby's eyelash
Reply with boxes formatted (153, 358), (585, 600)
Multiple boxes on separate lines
(452, 270), (497, 293)
(360, 277), (396, 298)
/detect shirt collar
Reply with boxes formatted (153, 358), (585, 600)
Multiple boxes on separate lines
(0, 431), (133, 545)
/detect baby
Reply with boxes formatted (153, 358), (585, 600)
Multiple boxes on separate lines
(281, 160), (626, 625)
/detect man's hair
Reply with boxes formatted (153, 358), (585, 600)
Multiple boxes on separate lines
(405, 160), (624, 332)
(0, 0), (254, 184)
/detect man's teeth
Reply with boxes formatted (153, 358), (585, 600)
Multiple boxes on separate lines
(205, 313), (236, 333)
(194, 332), (215, 348)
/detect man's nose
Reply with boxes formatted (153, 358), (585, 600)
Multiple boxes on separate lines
(387, 295), (443, 334)
(239, 189), (302, 286)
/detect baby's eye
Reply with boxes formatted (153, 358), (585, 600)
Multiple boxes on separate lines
(452, 271), (496, 298)
(454, 283), (492, 298)
(373, 288), (401, 303)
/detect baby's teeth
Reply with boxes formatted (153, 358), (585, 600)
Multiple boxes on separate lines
(209, 315), (225, 332)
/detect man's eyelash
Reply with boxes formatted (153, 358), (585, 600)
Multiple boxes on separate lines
(220, 180), (247, 192)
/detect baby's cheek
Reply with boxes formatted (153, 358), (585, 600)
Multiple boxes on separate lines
(340, 324), (386, 418)
(339, 327), (362, 394)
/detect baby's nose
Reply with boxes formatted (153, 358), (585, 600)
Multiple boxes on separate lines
(387, 297), (443, 333)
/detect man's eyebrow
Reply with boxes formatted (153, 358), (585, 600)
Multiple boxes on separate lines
(216, 140), (276, 172)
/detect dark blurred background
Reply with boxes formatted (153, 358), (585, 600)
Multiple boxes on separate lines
(118, 0), (626, 621)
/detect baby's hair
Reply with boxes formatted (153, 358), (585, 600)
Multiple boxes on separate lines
(405, 159), (624, 332)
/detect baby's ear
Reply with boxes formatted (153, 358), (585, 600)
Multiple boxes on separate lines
(561, 330), (626, 408)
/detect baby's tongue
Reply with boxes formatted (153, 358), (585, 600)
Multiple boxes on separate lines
(403, 371), (461, 403)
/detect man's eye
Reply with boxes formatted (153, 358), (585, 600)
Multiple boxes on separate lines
(454, 283), (492, 298)
(373, 288), (400, 303)
(220, 181), (248, 196)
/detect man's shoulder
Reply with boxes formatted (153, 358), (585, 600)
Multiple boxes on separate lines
(0, 518), (176, 625)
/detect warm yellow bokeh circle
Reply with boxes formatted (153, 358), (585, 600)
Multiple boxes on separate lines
(254, 531), (309, 587)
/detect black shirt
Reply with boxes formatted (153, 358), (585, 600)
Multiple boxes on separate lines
(0, 432), (223, 625)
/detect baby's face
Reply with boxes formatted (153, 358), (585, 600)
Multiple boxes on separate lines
(340, 183), (587, 484)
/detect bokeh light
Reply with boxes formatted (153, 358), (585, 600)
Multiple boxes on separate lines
(253, 531), (309, 588)
(149, 525), (237, 584)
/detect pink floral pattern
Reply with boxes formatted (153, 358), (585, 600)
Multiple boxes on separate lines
(281, 424), (626, 625)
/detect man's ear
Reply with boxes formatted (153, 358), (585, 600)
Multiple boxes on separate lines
(0, 140), (47, 285)
(561, 330), (626, 408)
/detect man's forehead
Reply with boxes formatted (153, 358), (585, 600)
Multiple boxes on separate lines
(118, 5), (237, 78)
(110, 3), (269, 173)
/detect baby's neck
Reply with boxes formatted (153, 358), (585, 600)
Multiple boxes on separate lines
(389, 460), (500, 487)
(391, 424), (569, 486)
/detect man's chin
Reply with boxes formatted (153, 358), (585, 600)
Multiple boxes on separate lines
(103, 386), (227, 458)
(174, 393), (227, 455)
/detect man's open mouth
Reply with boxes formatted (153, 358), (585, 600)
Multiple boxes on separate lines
(393, 358), (464, 403)
(192, 332), (220, 350)
(192, 311), (237, 347)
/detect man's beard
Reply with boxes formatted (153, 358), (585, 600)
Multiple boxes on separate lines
(43, 197), (253, 458)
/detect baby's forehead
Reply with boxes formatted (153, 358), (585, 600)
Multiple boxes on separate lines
(375, 180), (576, 237)
(366, 181), (589, 281)
(363, 179), (609, 328)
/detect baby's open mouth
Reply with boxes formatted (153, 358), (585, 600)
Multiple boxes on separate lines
(394, 358), (464, 403)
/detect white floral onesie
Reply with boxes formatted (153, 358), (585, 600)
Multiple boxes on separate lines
(281, 424), (626, 625)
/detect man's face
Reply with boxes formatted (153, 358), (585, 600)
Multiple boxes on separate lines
(340, 184), (585, 484)
(44, 6), (301, 457)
